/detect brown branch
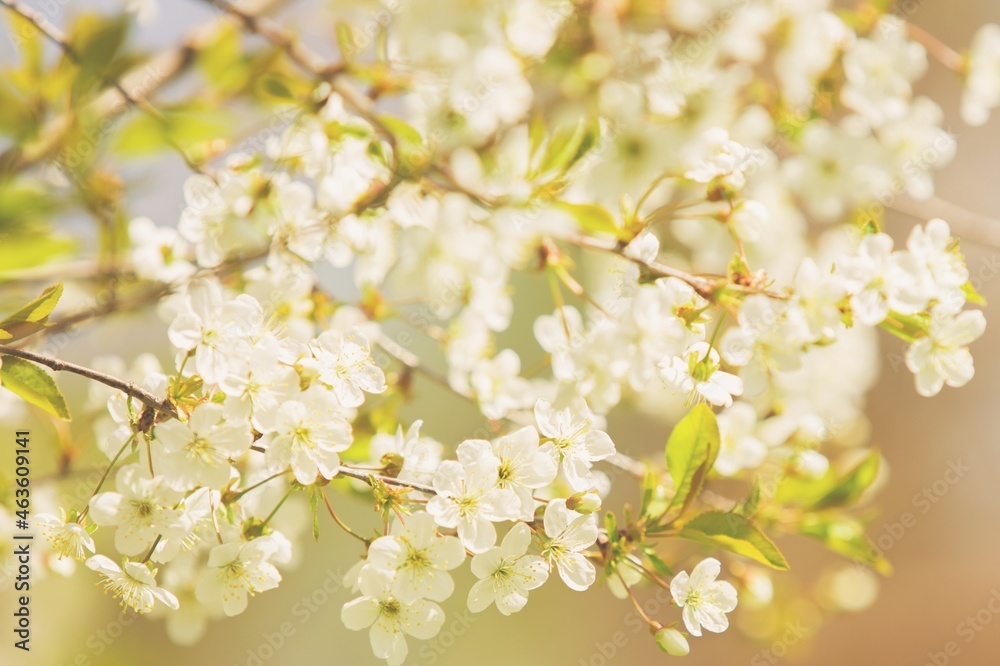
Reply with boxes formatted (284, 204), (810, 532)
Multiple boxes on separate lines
(338, 464), (437, 495)
(0, 343), (177, 418)
(201, 0), (395, 147)
(0, 0), (209, 174)
(906, 22), (965, 73)
(560, 233), (789, 300)
(2, 0), (288, 174)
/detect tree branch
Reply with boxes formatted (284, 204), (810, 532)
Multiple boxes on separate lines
(338, 464), (437, 495)
(906, 22), (965, 73)
(201, 0), (395, 146)
(0, 0), (211, 174)
(0, 344), (177, 418)
(559, 233), (789, 300)
(5, 0), (288, 174)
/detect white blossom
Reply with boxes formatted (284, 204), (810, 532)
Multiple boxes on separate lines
(540, 498), (598, 591)
(660, 342), (743, 408)
(426, 458), (521, 553)
(196, 538), (282, 616)
(341, 565), (445, 666)
(906, 308), (986, 397)
(670, 558), (738, 636)
(310, 326), (387, 408)
(86, 555), (179, 614)
(366, 512), (465, 604)
(468, 522), (549, 615)
(533, 399), (615, 492)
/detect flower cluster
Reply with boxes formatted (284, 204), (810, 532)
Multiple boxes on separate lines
(5, 0), (994, 662)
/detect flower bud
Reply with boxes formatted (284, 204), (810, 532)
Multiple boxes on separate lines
(566, 491), (601, 514)
(295, 357), (320, 384)
(380, 452), (405, 478)
(654, 627), (689, 657)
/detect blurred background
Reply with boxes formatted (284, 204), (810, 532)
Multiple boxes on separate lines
(1, 1), (1000, 665)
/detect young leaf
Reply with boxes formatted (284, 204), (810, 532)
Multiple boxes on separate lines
(68, 14), (131, 100)
(810, 450), (880, 511)
(604, 511), (618, 538)
(678, 511), (789, 570)
(535, 117), (595, 178)
(379, 115), (428, 176)
(733, 479), (762, 518)
(0, 282), (63, 342)
(553, 202), (626, 240)
(0, 356), (71, 420)
(664, 403), (720, 518)
(798, 514), (892, 575)
(641, 545), (674, 577)
(640, 469), (670, 522)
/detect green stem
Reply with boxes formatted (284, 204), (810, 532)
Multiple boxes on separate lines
(261, 486), (296, 528)
(77, 432), (138, 523)
(229, 471), (290, 501)
(321, 489), (370, 545)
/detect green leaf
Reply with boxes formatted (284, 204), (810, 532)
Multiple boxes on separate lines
(776, 450), (881, 510)
(197, 22), (252, 95)
(798, 514), (892, 575)
(335, 21), (358, 62)
(0, 180), (65, 229)
(68, 14), (131, 100)
(641, 545), (674, 577)
(114, 104), (234, 158)
(665, 404), (720, 518)
(774, 466), (836, 506)
(6, 12), (42, 79)
(604, 511), (618, 538)
(534, 117), (595, 178)
(640, 470), (670, 522)
(379, 115), (429, 176)
(554, 202), (625, 240)
(376, 115), (421, 146)
(3, 282), (63, 323)
(259, 74), (294, 100)
(0, 356), (71, 420)
(0, 282), (63, 342)
(811, 450), (880, 511)
(678, 511), (789, 570)
(733, 479), (762, 518)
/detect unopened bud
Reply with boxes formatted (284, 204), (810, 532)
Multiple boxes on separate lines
(380, 453), (405, 478)
(654, 627), (689, 657)
(566, 491), (601, 514)
(296, 357), (320, 384)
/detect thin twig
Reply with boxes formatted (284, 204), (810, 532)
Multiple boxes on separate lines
(320, 488), (371, 544)
(0, 344), (176, 418)
(338, 464), (437, 495)
(0, 0), (208, 174)
(5, 0), (288, 174)
(561, 233), (788, 300)
(906, 22), (965, 73)
(201, 0), (395, 146)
